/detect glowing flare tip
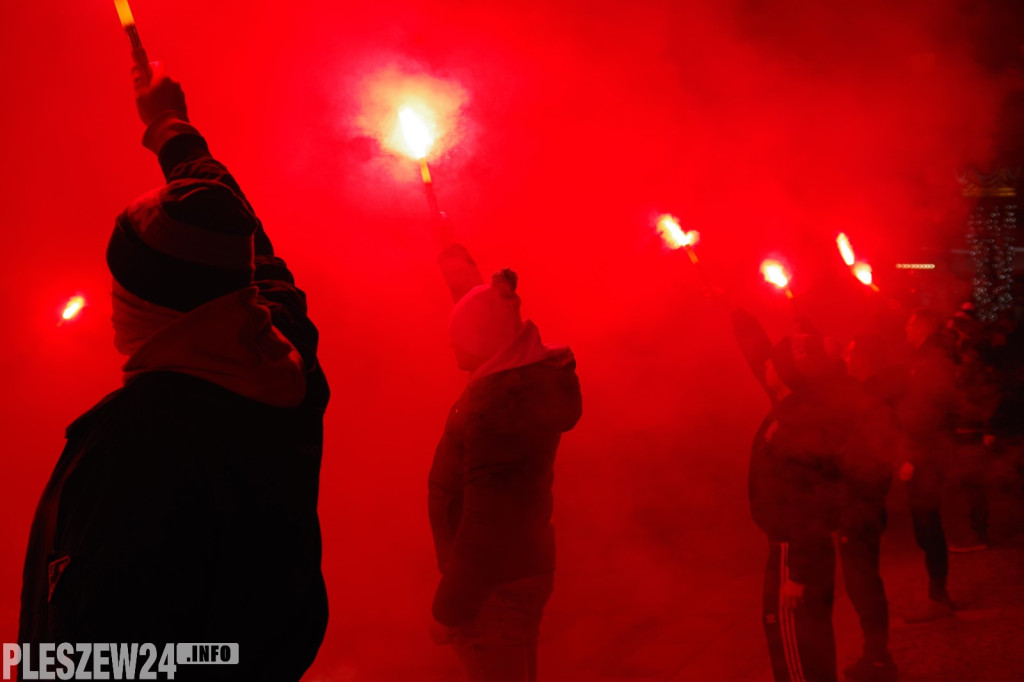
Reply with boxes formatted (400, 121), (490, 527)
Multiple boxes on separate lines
(760, 259), (790, 289)
(836, 233), (856, 267)
(398, 107), (434, 160)
(114, 0), (135, 28)
(656, 215), (699, 250)
(62, 295), (86, 321)
(853, 262), (873, 286)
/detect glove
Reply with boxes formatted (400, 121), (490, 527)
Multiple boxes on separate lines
(898, 461), (915, 482)
(133, 61), (187, 127)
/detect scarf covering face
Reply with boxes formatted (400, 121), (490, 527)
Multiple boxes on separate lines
(109, 156), (305, 407)
(113, 281), (306, 408)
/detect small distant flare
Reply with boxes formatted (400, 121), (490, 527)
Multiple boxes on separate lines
(760, 259), (789, 289)
(836, 233), (856, 267)
(852, 262), (880, 291)
(61, 295), (86, 322)
(760, 259), (794, 299)
(656, 214), (699, 250)
(852, 262), (872, 286)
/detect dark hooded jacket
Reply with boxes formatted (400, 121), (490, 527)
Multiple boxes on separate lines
(748, 381), (867, 583)
(740, 325), (872, 584)
(19, 130), (329, 681)
(428, 356), (582, 627)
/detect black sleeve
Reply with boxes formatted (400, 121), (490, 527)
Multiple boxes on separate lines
(254, 255), (329, 413)
(731, 307), (773, 389)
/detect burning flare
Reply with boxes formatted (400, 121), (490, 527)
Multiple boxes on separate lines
(836, 233), (855, 267)
(656, 214), (700, 250)
(61, 295), (86, 322)
(114, 0), (136, 28)
(398, 107), (435, 160)
(852, 262), (873, 286)
(760, 259), (790, 289)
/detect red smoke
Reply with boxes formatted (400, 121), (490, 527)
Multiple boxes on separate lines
(0, 0), (1019, 678)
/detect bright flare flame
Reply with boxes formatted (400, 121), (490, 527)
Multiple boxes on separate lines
(760, 259), (790, 289)
(114, 0), (135, 27)
(836, 233), (855, 267)
(62, 295), (86, 321)
(852, 262), (873, 286)
(656, 215), (700, 250)
(398, 107), (434, 160)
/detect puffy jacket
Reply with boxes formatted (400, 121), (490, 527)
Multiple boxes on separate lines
(428, 357), (582, 626)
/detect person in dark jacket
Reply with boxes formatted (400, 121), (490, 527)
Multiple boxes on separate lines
(897, 308), (957, 611)
(428, 241), (582, 682)
(949, 336), (1001, 551)
(19, 63), (329, 680)
(839, 334), (903, 682)
(736, 314), (860, 682)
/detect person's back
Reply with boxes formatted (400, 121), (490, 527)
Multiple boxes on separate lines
(428, 242), (582, 682)
(742, 331), (852, 682)
(429, 346), (582, 610)
(19, 62), (329, 680)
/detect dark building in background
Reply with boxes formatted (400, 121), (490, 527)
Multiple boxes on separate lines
(958, 167), (1019, 322)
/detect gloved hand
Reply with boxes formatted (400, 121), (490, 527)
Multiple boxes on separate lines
(898, 461), (915, 482)
(133, 61), (187, 127)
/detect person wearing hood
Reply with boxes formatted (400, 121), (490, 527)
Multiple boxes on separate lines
(735, 314), (864, 682)
(19, 63), (329, 680)
(428, 239), (582, 682)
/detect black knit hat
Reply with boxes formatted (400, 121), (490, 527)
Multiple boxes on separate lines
(107, 178), (258, 311)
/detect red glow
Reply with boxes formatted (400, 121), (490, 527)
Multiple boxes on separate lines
(760, 259), (790, 289)
(836, 233), (856, 267)
(3, 3), (1021, 681)
(61, 295), (86, 322)
(355, 68), (467, 166)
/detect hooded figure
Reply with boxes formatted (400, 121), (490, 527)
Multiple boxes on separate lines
(429, 244), (582, 682)
(19, 65), (329, 680)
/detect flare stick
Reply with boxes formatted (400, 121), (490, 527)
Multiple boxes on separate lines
(398, 107), (443, 219)
(114, 0), (149, 71)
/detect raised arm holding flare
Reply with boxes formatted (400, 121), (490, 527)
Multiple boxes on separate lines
(427, 230), (581, 682)
(19, 63), (329, 681)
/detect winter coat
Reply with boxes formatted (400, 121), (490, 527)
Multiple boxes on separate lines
(897, 334), (958, 465)
(19, 130), (329, 681)
(748, 382), (866, 583)
(428, 356), (582, 627)
(839, 372), (905, 530)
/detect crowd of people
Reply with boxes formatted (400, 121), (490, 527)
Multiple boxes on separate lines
(734, 297), (1023, 682)
(13, 55), (1021, 682)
